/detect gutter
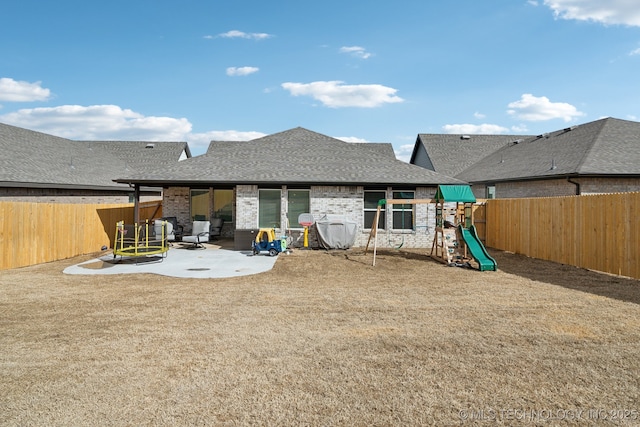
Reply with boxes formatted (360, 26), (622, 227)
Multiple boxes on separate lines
(567, 176), (581, 195)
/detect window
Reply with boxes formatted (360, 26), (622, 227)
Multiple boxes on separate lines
(288, 190), (310, 228)
(486, 185), (496, 199)
(213, 189), (233, 222)
(190, 189), (209, 221)
(364, 191), (386, 229)
(392, 191), (414, 230)
(259, 189), (281, 228)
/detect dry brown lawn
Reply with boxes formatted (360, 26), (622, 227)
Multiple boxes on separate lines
(2, 246), (640, 426)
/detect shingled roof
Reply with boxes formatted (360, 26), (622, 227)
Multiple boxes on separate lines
(456, 117), (640, 183)
(115, 127), (464, 186)
(0, 122), (189, 191)
(410, 133), (530, 177)
(88, 141), (190, 170)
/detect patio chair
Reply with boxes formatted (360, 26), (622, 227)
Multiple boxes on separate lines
(154, 219), (175, 245)
(161, 217), (184, 241)
(182, 220), (210, 249)
(210, 217), (223, 240)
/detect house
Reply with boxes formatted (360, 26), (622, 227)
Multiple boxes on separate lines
(0, 122), (190, 203)
(410, 117), (640, 199)
(114, 127), (464, 249)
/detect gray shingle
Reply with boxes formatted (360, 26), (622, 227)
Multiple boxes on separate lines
(411, 134), (529, 177)
(117, 127), (464, 186)
(0, 123), (129, 189)
(88, 141), (190, 170)
(456, 117), (640, 183)
(0, 122), (189, 190)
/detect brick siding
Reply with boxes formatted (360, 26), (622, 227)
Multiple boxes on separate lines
(473, 177), (640, 199)
(163, 185), (442, 249)
(0, 187), (160, 204)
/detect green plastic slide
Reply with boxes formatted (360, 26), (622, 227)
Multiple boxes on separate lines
(457, 225), (497, 271)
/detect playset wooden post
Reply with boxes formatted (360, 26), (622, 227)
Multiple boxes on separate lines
(430, 199), (474, 265)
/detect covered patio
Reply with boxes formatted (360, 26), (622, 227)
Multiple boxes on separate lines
(63, 240), (279, 279)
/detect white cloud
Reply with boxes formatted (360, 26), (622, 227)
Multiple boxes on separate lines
(334, 136), (369, 143)
(0, 104), (269, 155)
(473, 111), (486, 119)
(281, 81), (404, 108)
(630, 47), (640, 56)
(0, 105), (192, 140)
(510, 124), (530, 133)
(507, 93), (584, 122)
(527, 0), (539, 6)
(0, 78), (51, 102)
(543, 0), (640, 26)
(218, 30), (272, 40)
(186, 130), (267, 154)
(226, 66), (259, 76)
(394, 144), (415, 163)
(339, 46), (372, 59)
(442, 123), (511, 134)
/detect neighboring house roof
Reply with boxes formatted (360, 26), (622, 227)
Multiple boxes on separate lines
(0, 122), (189, 191)
(456, 117), (640, 183)
(116, 127), (464, 187)
(410, 133), (530, 177)
(87, 141), (191, 170)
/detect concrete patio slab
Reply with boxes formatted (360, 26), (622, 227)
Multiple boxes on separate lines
(63, 241), (281, 279)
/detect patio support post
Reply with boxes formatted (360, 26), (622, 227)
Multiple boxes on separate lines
(134, 184), (140, 224)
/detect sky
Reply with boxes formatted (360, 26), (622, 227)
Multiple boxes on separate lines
(1, 0), (640, 161)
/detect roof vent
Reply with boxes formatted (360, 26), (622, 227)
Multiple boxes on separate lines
(460, 135), (471, 140)
(564, 126), (576, 132)
(550, 158), (557, 170)
(513, 139), (523, 144)
(145, 143), (155, 148)
(537, 133), (549, 139)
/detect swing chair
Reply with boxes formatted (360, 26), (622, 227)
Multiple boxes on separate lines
(387, 203), (406, 250)
(365, 197), (433, 266)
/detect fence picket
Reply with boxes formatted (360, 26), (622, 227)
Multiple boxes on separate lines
(486, 193), (640, 280)
(2, 195), (639, 280)
(0, 201), (161, 270)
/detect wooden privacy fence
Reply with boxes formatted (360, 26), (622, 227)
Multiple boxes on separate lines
(0, 201), (162, 270)
(485, 193), (640, 280)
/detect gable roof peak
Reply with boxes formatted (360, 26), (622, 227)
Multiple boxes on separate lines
(251, 127), (345, 144)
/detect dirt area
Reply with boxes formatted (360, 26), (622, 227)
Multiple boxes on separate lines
(2, 247), (640, 426)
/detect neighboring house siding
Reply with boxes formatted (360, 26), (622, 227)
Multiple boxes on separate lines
(0, 187), (159, 204)
(411, 144), (433, 171)
(495, 179), (578, 198)
(578, 177), (640, 194)
(479, 177), (640, 199)
(471, 185), (488, 200)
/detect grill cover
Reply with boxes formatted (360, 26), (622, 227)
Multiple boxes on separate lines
(315, 215), (358, 249)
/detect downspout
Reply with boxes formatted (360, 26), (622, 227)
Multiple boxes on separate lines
(567, 176), (581, 195)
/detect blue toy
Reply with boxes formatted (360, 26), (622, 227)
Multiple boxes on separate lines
(252, 228), (286, 256)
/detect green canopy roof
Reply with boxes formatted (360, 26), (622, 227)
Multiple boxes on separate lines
(435, 185), (476, 203)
